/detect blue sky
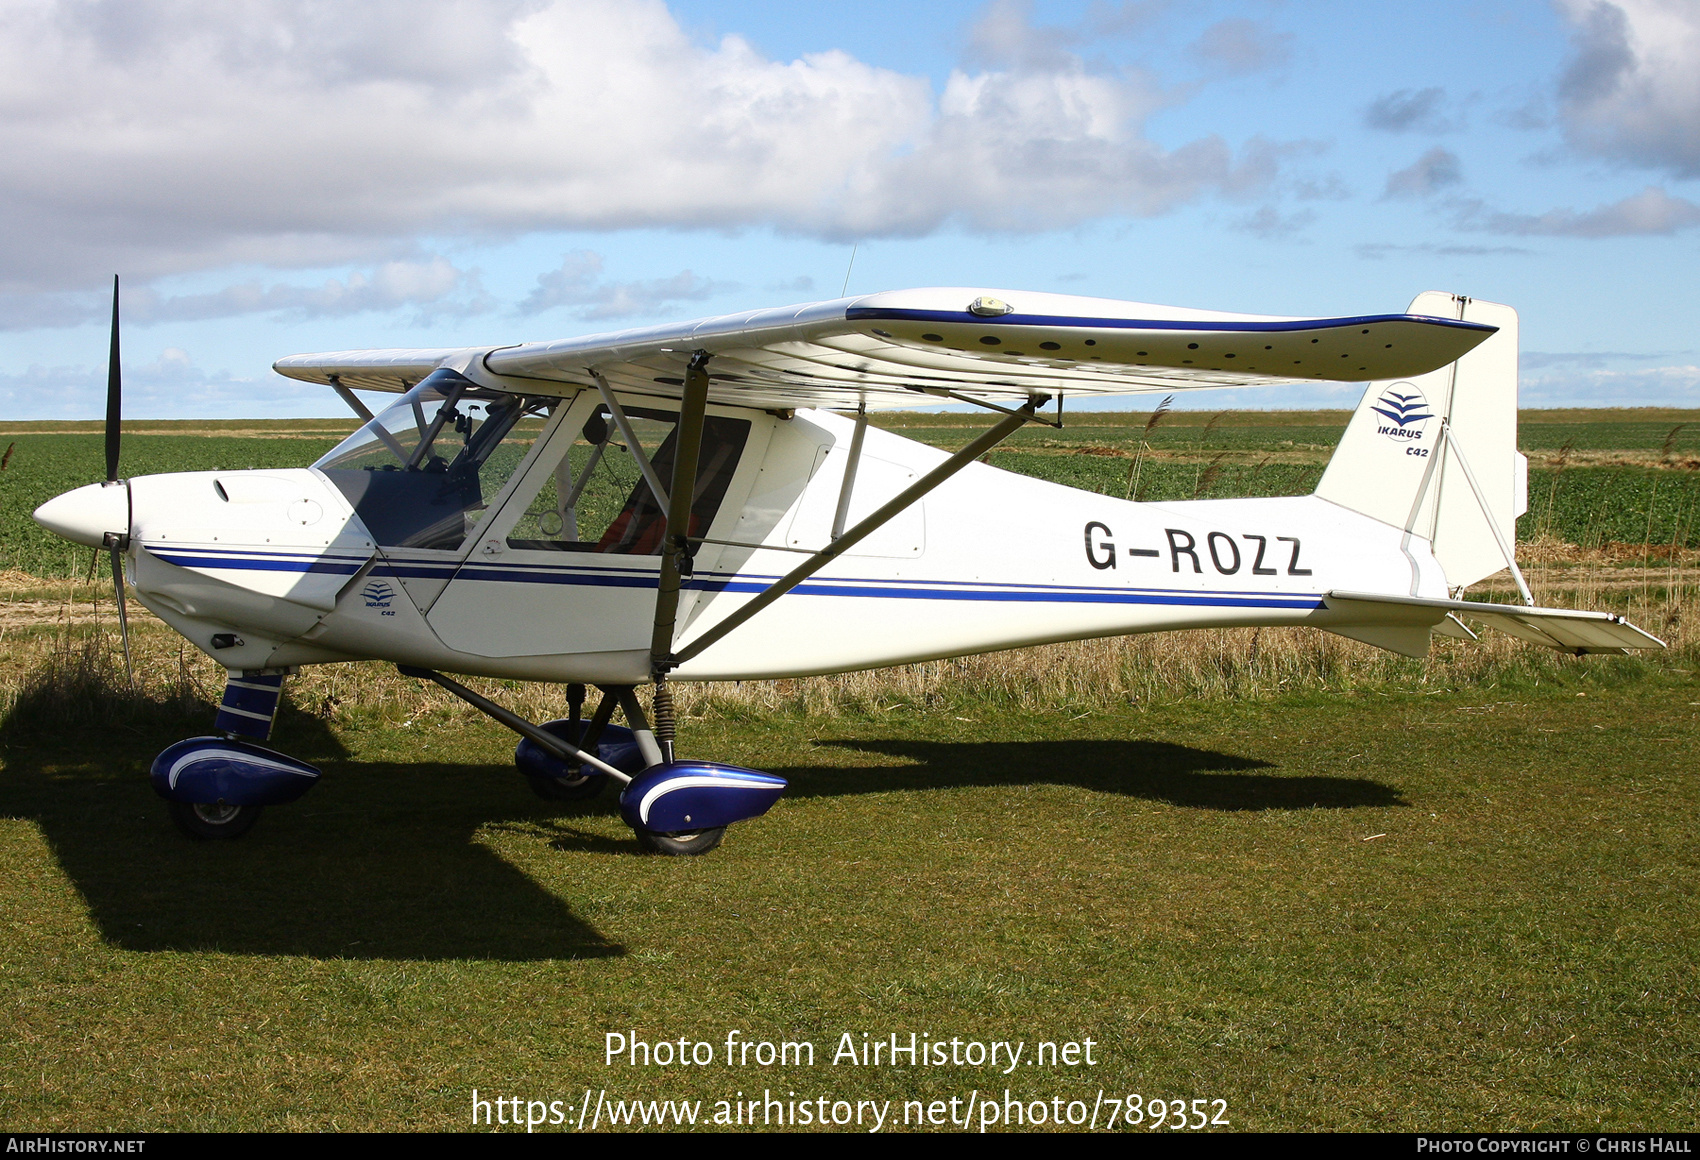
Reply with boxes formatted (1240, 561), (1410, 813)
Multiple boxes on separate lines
(0, 0), (1696, 417)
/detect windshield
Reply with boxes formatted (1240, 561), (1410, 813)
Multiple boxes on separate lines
(315, 370), (556, 551)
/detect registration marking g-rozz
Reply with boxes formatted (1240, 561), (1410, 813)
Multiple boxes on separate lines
(1084, 521), (1311, 577)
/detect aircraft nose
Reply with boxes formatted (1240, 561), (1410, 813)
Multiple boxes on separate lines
(33, 481), (130, 548)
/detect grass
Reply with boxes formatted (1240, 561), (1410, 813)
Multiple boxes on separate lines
(0, 556), (1695, 1131)
(1, 623), (1695, 1130)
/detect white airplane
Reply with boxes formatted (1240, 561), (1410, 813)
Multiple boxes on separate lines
(33, 283), (1663, 853)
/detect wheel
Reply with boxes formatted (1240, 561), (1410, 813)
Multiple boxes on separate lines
(168, 800), (263, 841)
(633, 826), (726, 856)
(524, 769), (606, 802)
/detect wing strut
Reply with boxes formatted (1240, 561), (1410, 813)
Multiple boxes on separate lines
(830, 400), (868, 540)
(670, 394), (1050, 669)
(328, 375), (376, 424)
(650, 351), (712, 683)
(591, 370), (671, 511)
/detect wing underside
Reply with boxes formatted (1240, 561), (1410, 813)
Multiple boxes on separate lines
(272, 287), (1498, 410)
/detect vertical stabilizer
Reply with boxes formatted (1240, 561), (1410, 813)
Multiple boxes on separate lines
(1314, 293), (1527, 592)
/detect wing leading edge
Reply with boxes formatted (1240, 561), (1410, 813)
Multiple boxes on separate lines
(272, 287), (1497, 409)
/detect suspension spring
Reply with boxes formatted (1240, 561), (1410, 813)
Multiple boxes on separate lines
(652, 681), (677, 751)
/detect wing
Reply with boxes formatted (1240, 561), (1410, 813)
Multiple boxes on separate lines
(272, 287), (1497, 410)
(271, 346), (492, 393)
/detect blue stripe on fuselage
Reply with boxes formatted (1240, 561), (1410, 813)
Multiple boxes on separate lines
(145, 543), (1324, 612)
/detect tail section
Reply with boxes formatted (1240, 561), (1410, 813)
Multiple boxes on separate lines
(1314, 292), (1528, 593)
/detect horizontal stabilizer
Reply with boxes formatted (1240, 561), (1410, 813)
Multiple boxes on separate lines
(1327, 622), (1436, 659)
(1326, 591), (1665, 655)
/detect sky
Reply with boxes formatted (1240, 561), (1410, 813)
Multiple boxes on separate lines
(0, 0), (1697, 418)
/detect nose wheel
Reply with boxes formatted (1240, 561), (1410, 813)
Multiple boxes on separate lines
(167, 801), (264, 841)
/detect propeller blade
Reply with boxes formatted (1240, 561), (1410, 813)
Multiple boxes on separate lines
(105, 275), (121, 483)
(110, 545), (133, 690)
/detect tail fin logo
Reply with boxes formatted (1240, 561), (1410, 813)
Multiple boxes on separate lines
(1370, 385), (1434, 442)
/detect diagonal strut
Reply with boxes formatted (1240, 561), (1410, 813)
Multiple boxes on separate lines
(669, 395), (1048, 668)
(650, 351), (712, 677)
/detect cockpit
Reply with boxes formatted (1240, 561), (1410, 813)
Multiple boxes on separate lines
(314, 369), (553, 551)
(313, 369), (751, 556)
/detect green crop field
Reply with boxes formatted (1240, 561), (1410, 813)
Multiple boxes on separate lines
(2, 407), (1698, 574)
(0, 431), (348, 577)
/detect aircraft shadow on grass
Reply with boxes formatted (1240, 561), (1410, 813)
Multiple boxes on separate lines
(0, 689), (1401, 961)
(0, 696), (623, 963)
(789, 737), (1406, 812)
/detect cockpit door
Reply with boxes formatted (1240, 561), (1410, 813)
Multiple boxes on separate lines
(311, 370), (570, 616)
(421, 392), (768, 666)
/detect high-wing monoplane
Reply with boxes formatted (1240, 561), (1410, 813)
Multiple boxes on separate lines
(33, 284), (1664, 852)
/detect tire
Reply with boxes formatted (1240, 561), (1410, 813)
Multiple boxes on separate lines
(168, 800), (263, 841)
(524, 770), (606, 802)
(633, 826), (725, 856)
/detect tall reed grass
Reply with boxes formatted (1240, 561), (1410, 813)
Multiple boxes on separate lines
(1, 553), (1691, 739)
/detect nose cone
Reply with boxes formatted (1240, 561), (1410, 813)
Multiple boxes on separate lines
(34, 481), (129, 548)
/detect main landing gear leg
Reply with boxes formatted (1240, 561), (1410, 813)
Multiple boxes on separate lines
(518, 687), (624, 802)
(613, 686), (665, 769)
(614, 681), (724, 855)
(395, 669), (781, 856)
(398, 668), (637, 799)
(597, 681), (786, 857)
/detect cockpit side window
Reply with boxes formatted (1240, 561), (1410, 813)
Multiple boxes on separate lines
(506, 405), (750, 555)
(314, 370), (555, 551)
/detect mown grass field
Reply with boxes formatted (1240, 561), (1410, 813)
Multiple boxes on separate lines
(0, 408), (1696, 1132)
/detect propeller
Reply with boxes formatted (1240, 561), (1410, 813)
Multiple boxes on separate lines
(103, 275), (133, 688)
(106, 275), (121, 483)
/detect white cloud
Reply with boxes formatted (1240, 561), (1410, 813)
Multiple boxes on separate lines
(1383, 147), (1463, 198)
(1522, 349), (1678, 368)
(1354, 242), (1535, 260)
(765, 275), (816, 296)
(1233, 206), (1314, 238)
(1520, 360), (1700, 406)
(0, 354), (325, 420)
(0, 0), (1276, 294)
(1555, 0), (1700, 176)
(1188, 19), (1292, 76)
(1364, 87), (1461, 134)
(0, 258), (489, 330)
(1467, 184), (1700, 236)
(517, 251), (735, 320)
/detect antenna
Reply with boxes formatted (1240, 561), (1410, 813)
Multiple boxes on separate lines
(840, 243), (858, 298)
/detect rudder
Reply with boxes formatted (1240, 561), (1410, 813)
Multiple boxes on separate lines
(1314, 292), (1528, 592)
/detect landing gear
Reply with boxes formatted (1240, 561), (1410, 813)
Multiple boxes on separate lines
(514, 685), (642, 802)
(400, 668), (788, 856)
(633, 826), (725, 856)
(168, 800), (264, 841)
(524, 766), (605, 802)
(150, 734), (320, 842)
